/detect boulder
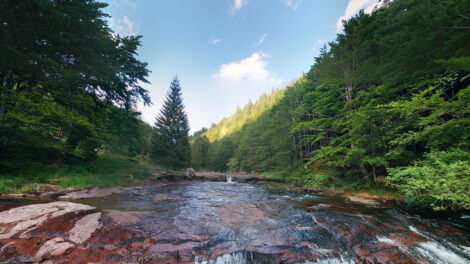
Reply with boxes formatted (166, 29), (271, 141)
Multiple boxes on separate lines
(186, 168), (196, 178)
(35, 237), (74, 260)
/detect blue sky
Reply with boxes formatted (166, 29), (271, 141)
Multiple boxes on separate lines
(104, 0), (381, 133)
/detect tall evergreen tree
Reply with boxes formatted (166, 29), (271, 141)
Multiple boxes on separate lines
(151, 77), (191, 169)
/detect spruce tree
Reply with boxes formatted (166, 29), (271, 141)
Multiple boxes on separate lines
(151, 76), (191, 169)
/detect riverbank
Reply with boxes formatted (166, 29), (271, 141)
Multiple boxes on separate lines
(0, 155), (160, 194)
(0, 160), (403, 209)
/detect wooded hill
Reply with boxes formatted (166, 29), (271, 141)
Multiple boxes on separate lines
(192, 0), (470, 211)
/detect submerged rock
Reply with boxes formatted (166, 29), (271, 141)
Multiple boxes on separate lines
(218, 203), (266, 225)
(59, 187), (126, 199)
(153, 193), (178, 202)
(104, 210), (151, 226)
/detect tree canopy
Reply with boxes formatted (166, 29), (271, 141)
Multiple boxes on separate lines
(0, 0), (152, 167)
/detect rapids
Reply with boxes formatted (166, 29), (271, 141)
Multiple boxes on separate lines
(0, 179), (469, 263)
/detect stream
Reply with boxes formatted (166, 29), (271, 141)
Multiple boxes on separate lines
(1, 178), (469, 263)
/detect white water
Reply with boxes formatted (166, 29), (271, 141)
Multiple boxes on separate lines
(226, 174), (234, 183)
(194, 252), (250, 264)
(376, 236), (397, 245)
(415, 241), (470, 264)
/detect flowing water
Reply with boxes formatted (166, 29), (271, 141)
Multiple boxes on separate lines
(1, 179), (470, 263)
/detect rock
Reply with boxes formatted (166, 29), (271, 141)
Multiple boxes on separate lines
(59, 187), (125, 199)
(35, 237), (74, 260)
(68, 212), (102, 244)
(194, 171), (226, 181)
(218, 203), (265, 225)
(0, 202), (95, 239)
(186, 168), (196, 178)
(0, 242), (15, 253)
(153, 193), (178, 202)
(104, 210), (151, 226)
(347, 196), (378, 206)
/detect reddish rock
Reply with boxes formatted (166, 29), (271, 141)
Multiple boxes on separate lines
(104, 209), (151, 226)
(218, 203), (265, 225)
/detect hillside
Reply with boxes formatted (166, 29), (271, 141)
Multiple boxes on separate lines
(192, 0), (470, 211)
(203, 88), (286, 142)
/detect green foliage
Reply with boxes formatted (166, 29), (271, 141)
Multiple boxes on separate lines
(304, 171), (335, 189)
(191, 135), (210, 170)
(387, 149), (470, 211)
(192, 0), (470, 210)
(0, 0), (151, 164)
(204, 89), (286, 142)
(151, 77), (191, 169)
(0, 155), (159, 193)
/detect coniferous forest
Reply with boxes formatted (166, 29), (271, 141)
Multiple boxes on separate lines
(192, 0), (470, 211)
(0, 0), (469, 212)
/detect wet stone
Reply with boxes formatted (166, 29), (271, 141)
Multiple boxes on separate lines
(1, 181), (469, 263)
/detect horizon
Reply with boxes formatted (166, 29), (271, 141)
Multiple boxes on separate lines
(103, 0), (384, 133)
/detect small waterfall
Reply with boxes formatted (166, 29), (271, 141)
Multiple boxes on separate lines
(226, 174), (234, 183)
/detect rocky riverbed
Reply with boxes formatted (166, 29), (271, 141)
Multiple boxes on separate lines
(0, 178), (469, 263)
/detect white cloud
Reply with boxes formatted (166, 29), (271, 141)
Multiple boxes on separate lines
(231, 0), (247, 13)
(257, 33), (267, 46)
(213, 51), (279, 81)
(317, 39), (326, 45)
(209, 39), (222, 45)
(122, 0), (136, 8)
(336, 0), (381, 32)
(116, 16), (137, 36)
(285, 0), (302, 10)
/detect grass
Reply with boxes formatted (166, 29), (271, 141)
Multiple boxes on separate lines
(0, 155), (160, 194)
(258, 168), (403, 200)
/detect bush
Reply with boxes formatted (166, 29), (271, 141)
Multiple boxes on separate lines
(387, 149), (470, 211)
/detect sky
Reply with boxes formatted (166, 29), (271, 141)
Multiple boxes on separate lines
(103, 0), (382, 133)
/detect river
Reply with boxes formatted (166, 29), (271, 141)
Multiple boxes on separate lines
(0, 179), (469, 263)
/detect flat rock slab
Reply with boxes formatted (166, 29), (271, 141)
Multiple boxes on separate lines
(0, 202), (95, 239)
(59, 187), (126, 199)
(68, 212), (102, 244)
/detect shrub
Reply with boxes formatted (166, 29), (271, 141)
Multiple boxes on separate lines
(387, 149), (470, 211)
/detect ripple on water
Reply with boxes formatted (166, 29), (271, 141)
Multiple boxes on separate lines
(3, 181), (470, 263)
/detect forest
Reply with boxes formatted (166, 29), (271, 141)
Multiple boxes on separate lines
(0, 1), (156, 190)
(0, 0), (469, 211)
(191, 0), (470, 211)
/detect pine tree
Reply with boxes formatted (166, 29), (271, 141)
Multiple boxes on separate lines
(151, 76), (191, 169)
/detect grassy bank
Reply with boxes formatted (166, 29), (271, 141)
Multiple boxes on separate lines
(0, 155), (159, 194)
(259, 170), (403, 201)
